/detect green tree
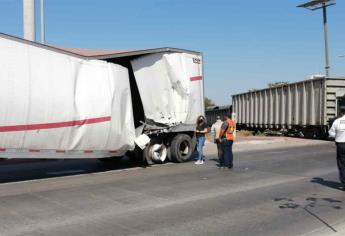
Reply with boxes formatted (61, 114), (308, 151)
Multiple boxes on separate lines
(204, 97), (216, 109)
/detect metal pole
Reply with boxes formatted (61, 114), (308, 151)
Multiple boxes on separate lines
(322, 3), (330, 77)
(40, 0), (45, 44)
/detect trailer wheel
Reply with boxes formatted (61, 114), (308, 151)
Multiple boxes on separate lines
(170, 134), (194, 163)
(143, 140), (168, 165)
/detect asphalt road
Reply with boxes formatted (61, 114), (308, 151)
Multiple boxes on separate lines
(0, 141), (344, 236)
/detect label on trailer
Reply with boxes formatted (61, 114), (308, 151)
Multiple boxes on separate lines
(193, 58), (201, 64)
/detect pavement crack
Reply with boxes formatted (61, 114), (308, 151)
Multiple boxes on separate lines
(303, 206), (337, 232)
(275, 195), (344, 233)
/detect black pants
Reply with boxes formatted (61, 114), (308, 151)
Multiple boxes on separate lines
(221, 139), (233, 167)
(216, 141), (223, 165)
(336, 143), (345, 184)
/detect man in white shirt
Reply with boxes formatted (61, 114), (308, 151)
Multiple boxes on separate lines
(329, 106), (345, 190)
(211, 116), (223, 167)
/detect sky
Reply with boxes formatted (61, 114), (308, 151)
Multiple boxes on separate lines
(0, 0), (344, 105)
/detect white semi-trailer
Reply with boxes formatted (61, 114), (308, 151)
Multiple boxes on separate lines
(0, 33), (204, 164)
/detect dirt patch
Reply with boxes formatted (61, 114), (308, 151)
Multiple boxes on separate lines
(204, 136), (333, 156)
(236, 130), (255, 137)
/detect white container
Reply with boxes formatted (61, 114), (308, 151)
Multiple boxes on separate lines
(0, 33), (204, 160)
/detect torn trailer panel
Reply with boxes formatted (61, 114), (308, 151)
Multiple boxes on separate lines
(131, 52), (204, 128)
(92, 50), (204, 133)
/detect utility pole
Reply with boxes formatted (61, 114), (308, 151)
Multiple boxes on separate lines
(23, 0), (35, 41)
(297, 0), (336, 77)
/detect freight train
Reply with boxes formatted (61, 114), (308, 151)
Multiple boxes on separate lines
(205, 105), (232, 126)
(232, 76), (345, 138)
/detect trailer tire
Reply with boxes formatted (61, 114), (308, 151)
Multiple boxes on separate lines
(143, 139), (167, 165)
(170, 134), (194, 163)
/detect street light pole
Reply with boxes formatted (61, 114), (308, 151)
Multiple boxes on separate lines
(322, 3), (330, 77)
(40, 0), (45, 44)
(297, 0), (336, 77)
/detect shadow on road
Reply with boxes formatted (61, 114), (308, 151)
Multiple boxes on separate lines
(311, 177), (345, 191)
(0, 156), (148, 184)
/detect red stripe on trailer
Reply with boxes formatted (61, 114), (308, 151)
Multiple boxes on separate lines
(190, 76), (202, 81)
(0, 148), (6, 152)
(0, 116), (111, 132)
(56, 150), (65, 153)
(84, 150), (93, 154)
(29, 149), (40, 152)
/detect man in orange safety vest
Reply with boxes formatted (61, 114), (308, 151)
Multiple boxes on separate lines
(218, 114), (236, 169)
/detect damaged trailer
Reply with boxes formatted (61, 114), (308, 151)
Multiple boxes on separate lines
(0, 33), (204, 164)
(232, 76), (345, 138)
